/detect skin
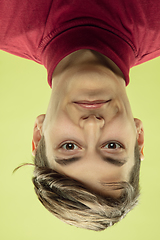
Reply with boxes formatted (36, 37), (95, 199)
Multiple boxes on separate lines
(32, 49), (144, 198)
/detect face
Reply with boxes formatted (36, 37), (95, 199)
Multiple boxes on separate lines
(40, 63), (142, 198)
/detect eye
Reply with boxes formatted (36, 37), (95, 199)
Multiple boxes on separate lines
(60, 142), (79, 151)
(103, 142), (124, 150)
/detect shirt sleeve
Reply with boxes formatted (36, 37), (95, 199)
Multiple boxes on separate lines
(0, 0), (52, 63)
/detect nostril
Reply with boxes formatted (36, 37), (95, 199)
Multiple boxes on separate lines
(82, 116), (89, 120)
(82, 115), (103, 120)
(96, 116), (102, 120)
(80, 115), (105, 128)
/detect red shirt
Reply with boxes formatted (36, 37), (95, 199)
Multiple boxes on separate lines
(1, 0), (160, 87)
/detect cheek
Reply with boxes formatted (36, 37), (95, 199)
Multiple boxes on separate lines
(44, 118), (76, 156)
(106, 119), (136, 143)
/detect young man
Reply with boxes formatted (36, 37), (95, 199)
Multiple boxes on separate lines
(1, 0), (159, 231)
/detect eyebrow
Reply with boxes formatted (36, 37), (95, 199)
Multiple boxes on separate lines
(55, 157), (81, 165)
(55, 156), (127, 166)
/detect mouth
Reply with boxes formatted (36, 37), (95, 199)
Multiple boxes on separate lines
(73, 100), (111, 109)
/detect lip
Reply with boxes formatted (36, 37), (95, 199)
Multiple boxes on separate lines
(74, 100), (111, 109)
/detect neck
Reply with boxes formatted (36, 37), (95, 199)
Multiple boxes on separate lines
(52, 49), (125, 81)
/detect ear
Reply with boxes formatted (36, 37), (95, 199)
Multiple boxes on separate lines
(134, 118), (144, 161)
(32, 114), (46, 156)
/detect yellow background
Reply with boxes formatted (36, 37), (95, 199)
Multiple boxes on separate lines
(0, 50), (160, 239)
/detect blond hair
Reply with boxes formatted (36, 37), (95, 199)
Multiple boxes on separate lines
(33, 136), (140, 231)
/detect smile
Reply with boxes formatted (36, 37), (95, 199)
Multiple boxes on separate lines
(74, 100), (111, 109)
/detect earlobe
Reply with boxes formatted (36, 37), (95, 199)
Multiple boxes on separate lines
(134, 118), (144, 161)
(32, 114), (45, 156)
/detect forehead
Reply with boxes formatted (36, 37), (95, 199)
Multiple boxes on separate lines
(46, 150), (135, 198)
(52, 160), (130, 199)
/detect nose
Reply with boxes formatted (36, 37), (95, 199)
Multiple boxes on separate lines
(79, 114), (105, 129)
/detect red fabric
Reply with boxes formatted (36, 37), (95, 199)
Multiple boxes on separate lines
(1, 0), (160, 87)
